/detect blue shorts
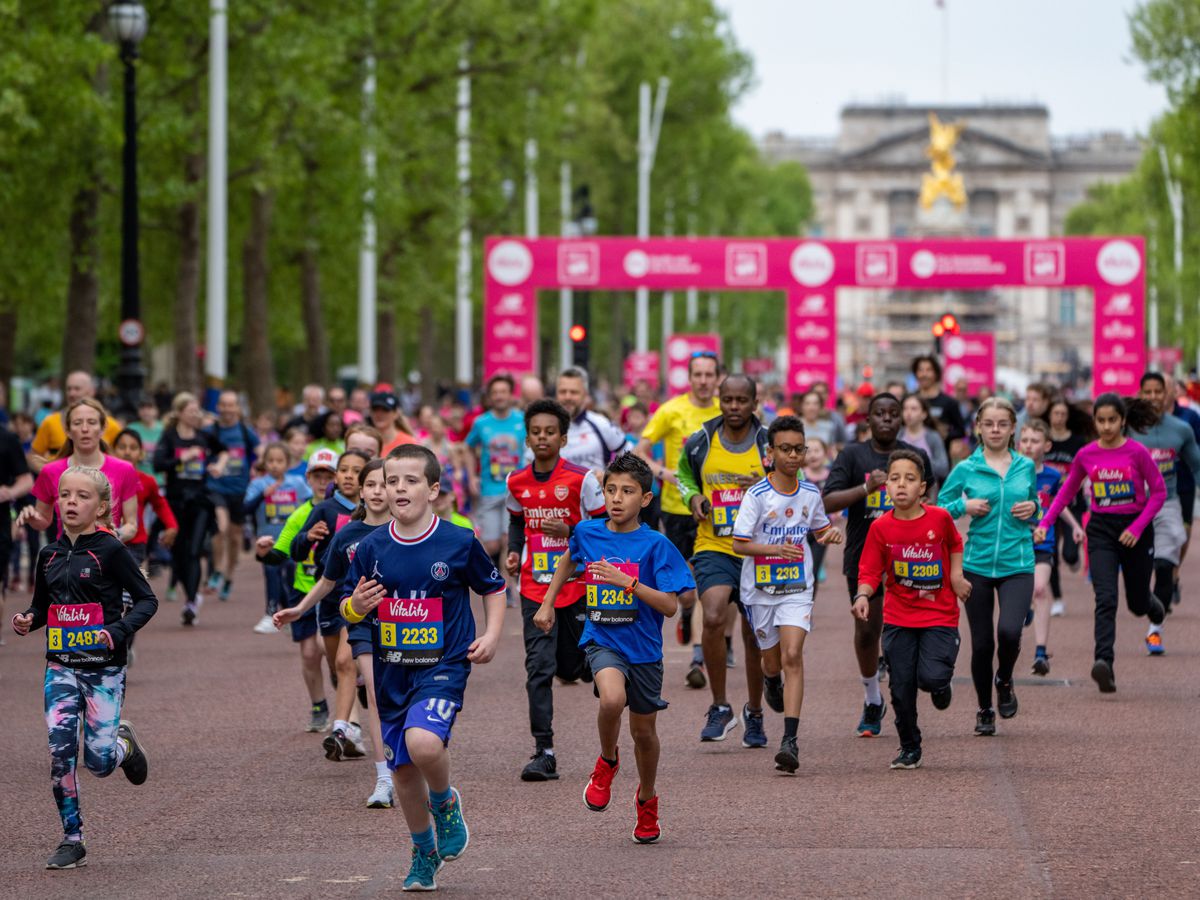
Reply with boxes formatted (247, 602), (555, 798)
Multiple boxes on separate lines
(380, 697), (461, 769)
(691, 550), (742, 606)
(348, 618), (373, 659)
(317, 597), (347, 637)
(283, 588), (318, 642)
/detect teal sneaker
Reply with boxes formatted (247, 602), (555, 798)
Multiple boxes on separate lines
(431, 787), (469, 861)
(402, 845), (443, 892)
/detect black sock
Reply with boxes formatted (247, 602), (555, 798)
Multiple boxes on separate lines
(765, 674), (783, 690)
(602, 754), (618, 767)
(784, 716), (799, 739)
(725, 635), (732, 652)
(313, 699), (328, 710)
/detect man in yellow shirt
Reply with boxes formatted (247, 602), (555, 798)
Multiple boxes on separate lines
(29, 371), (123, 473)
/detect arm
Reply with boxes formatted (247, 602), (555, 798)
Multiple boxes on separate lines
(852, 524), (886, 619)
(13, 552), (52, 634)
(243, 476), (267, 510)
(949, 550), (971, 600)
(1038, 456), (1086, 531)
(261, 505), (306, 565)
(466, 590), (507, 663)
(1129, 449), (1167, 539)
(16, 498), (54, 533)
(935, 459), (969, 519)
(117, 494), (138, 543)
(0, 472), (32, 504)
(822, 449), (872, 514)
(1182, 426), (1200, 480)
(152, 431), (173, 474)
(505, 510), (525, 576)
(675, 444), (702, 509)
(275, 576), (335, 623)
(146, 481), (179, 531)
(290, 507), (322, 563)
(103, 546), (159, 647)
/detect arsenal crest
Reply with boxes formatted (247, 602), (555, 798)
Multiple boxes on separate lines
(554, 484), (570, 501)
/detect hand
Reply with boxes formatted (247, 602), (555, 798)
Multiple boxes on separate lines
(773, 542), (806, 561)
(851, 597), (870, 621)
(349, 577), (387, 617)
(0, 486), (10, 504)
(689, 495), (710, 524)
(965, 498), (991, 517)
(952, 574), (972, 600)
(269, 479), (285, 495)
(816, 528), (843, 546)
(306, 520), (330, 544)
(11, 613), (33, 635)
(532, 603), (555, 634)
(1010, 500), (1037, 521)
(274, 608), (300, 627)
(865, 469), (887, 492)
(1118, 529), (1138, 548)
(588, 560), (633, 589)
(1031, 527), (1047, 545)
(466, 630), (499, 664)
(255, 535), (275, 556)
(15, 505), (37, 530)
(731, 473), (762, 488)
(659, 469), (680, 488)
(161, 528), (178, 548)
(1072, 525), (1084, 544)
(97, 629), (115, 650)
(540, 518), (570, 539)
(505, 551), (521, 578)
(207, 462), (225, 479)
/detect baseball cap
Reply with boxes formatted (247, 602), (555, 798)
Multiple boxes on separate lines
(306, 448), (339, 474)
(370, 391), (398, 411)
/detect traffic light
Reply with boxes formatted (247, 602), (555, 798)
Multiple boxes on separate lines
(569, 324), (587, 343)
(570, 322), (589, 367)
(940, 313), (960, 335)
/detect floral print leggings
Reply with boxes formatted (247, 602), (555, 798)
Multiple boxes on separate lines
(44, 662), (126, 838)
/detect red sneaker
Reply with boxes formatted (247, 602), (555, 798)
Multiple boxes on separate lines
(583, 753), (619, 811)
(632, 788), (660, 844)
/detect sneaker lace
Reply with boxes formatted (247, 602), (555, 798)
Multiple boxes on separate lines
(705, 705), (726, 728)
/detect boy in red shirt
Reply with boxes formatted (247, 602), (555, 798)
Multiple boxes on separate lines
(854, 449), (970, 770)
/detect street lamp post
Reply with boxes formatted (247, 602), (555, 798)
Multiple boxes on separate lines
(109, 2), (149, 415)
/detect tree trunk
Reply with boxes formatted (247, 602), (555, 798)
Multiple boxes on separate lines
(62, 179), (101, 378)
(241, 187), (276, 415)
(377, 304), (396, 387)
(0, 306), (16, 398)
(299, 240), (329, 386)
(174, 150), (203, 394)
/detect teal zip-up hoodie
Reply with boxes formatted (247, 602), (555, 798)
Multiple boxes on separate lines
(936, 447), (1039, 578)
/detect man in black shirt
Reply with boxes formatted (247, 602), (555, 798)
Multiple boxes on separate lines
(822, 393), (935, 737)
(0, 426), (33, 623)
(913, 355), (967, 459)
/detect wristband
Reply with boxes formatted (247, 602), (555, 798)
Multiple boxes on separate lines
(625, 578), (638, 597)
(852, 592), (873, 603)
(341, 597), (367, 625)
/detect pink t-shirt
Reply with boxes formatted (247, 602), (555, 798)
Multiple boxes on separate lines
(1040, 439), (1166, 539)
(32, 455), (140, 535)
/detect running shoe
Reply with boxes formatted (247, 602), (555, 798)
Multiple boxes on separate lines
(431, 787), (469, 861)
(1091, 658), (1116, 693)
(726, 643), (736, 669)
(995, 679), (1018, 719)
(1032, 654), (1050, 676)
(1172, 583), (1180, 608)
(307, 705), (329, 733)
(219, 578), (233, 602)
(632, 789), (661, 844)
(1145, 632), (1165, 655)
(684, 662), (707, 690)
(1050, 600), (1065, 617)
(368, 776), (394, 809)
(343, 724), (367, 758)
(700, 704), (738, 742)
(974, 708), (996, 736)
(678, 607), (693, 645)
(207, 572), (222, 592)
(402, 845), (443, 892)
(181, 600), (198, 627)
(584, 753), (620, 811)
(856, 701), (886, 737)
(165, 585), (176, 603)
(1148, 596), (1166, 625)
(252, 614), (278, 634)
(520, 748), (559, 781)
(741, 705), (767, 749)
(323, 729), (348, 761)
(45, 840), (87, 870)
(931, 684), (953, 711)
(117, 720), (149, 785)
(774, 735), (799, 774)
(889, 748), (922, 770)
(763, 675), (784, 714)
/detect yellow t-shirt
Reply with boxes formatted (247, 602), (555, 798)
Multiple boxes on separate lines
(32, 412), (124, 458)
(641, 393), (719, 516)
(693, 430), (766, 557)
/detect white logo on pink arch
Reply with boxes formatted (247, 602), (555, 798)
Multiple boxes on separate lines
(1096, 240), (1141, 286)
(789, 243), (834, 287)
(487, 240), (533, 286)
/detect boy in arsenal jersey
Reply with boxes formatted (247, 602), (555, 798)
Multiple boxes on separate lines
(505, 399), (605, 782)
(854, 450), (970, 771)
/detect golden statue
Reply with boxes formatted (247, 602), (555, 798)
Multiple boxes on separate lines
(920, 112), (966, 209)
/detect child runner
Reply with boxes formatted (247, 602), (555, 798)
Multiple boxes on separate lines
(1035, 394), (1167, 693)
(256, 449), (337, 731)
(505, 399), (605, 782)
(1045, 398), (1091, 616)
(731, 416), (843, 773)
(533, 453), (693, 844)
(244, 442), (312, 634)
(284, 426), (311, 477)
(803, 436), (833, 592)
(340, 444), (506, 891)
(11, 465), (157, 869)
(1017, 420), (1083, 676)
(936, 398), (1039, 737)
(277, 458), (394, 807)
(854, 450), (970, 769)
(112, 430), (179, 572)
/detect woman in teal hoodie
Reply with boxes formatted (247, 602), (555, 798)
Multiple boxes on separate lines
(938, 397), (1039, 737)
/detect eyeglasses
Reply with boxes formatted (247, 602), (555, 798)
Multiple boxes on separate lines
(772, 443), (808, 457)
(690, 350), (718, 360)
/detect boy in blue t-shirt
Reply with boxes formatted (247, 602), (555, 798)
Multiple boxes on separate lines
(534, 454), (694, 845)
(340, 445), (506, 892)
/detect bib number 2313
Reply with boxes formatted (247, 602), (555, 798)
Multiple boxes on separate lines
(377, 597), (444, 665)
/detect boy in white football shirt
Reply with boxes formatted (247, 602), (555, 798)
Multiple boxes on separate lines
(733, 415), (842, 774)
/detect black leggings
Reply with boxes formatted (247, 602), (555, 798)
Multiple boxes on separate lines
(964, 570), (1034, 710)
(171, 498), (213, 602)
(1087, 512), (1155, 665)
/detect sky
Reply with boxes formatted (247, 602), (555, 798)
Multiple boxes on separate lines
(719, 0), (1167, 138)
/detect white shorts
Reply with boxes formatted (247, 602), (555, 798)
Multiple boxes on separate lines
(476, 494), (508, 545)
(743, 598), (814, 649)
(1153, 497), (1186, 567)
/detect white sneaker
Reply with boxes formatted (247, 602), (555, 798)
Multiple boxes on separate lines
(367, 776), (394, 809)
(253, 614), (278, 634)
(343, 723), (367, 758)
(1050, 600), (1065, 618)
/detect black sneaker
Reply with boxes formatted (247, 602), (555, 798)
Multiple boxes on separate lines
(889, 748), (922, 769)
(1091, 658), (1116, 693)
(520, 749), (559, 782)
(995, 679), (1018, 719)
(763, 676), (784, 714)
(931, 684), (953, 711)
(323, 729), (347, 761)
(679, 607), (694, 645)
(684, 662), (707, 690)
(974, 708), (996, 736)
(45, 840), (87, 870)
(181, 601), (197, 627)
(856, 700), (886, 737)
(117, 720), (149, 785)
(1147, 596), (1166, 625)
(1032, 654), (1050, 676)
(774, 735), (799, 774)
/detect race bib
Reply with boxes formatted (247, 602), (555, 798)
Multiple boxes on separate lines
(264, 488), (298, 524)
(176, 447), (205, 480)
(299, 549), (318, 580)
(377, 597), (444, 665)
(488, 449), (519, 483)
(890, 544), (944, 592)
(47, 603), (109, 661)
(226, 446), (246, 478)
(753, 554), (805, 595)
(1090, 465), (1135, 508)
(1150, 447), (1177, 480)
(710, 489), (744, 537)
(864, 474), (892, 516)
(529, 532), (568, 585)
(584, 562), (639, 625)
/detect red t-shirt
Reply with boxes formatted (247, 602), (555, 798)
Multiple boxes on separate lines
(131, 470), (178, 545)
(505, 459), (605, 606)
(857, 505), (964, 628)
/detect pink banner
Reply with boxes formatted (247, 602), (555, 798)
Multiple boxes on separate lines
(1149, 346), (1183, 370)
(665, 334), (722, 396)
(623, 351), (660, 390)
(942, 332), (995, 395)
(786, 289), (837, 401)
(742, 357), (775, 377)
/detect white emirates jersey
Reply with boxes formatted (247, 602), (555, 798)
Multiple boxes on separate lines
(732, 476), (829, 605)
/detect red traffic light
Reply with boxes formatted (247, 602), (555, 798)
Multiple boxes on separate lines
(569, 324), (587, 342)
(940, 313), (959, 334)
(932, 322), (946, 337)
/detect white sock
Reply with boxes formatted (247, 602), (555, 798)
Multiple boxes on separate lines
(115, 737), (128, 767)
(1148, 623), (1163, 636)
(862, 672), (883, 706)
(375, 761), (390, 780)
(542, 747), (555, 757)
(334, 719), (350, 735)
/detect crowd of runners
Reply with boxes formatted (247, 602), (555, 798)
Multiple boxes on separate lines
(4, 358), (1200, 890)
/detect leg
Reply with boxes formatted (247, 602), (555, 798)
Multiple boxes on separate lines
(211, 504), (231, 582)
(80, 667), (127, 779)
(405, 727), (452, 794)
(700, 585), (733, 705)
(778, 625), (808, 718)
(44, 663), (85, 838)
(1119, 524), (1156, 618)
(593, 667), (627, 760)
(1032, 562), (1053, 648)
(333, 634), (358, 725)
(521, 598), (557, 750)
(993, 573), (1034, 686)
(882, 625), (921, 752)
(392, 763), (432, 834)
(356, 657), (387, 764)
(740, 610), (764, 710)
(915, 625), (961, 696)
(1087, 518), (1122, 665)
(628, 713), (660, 802)
(554, 599), (589, 683)
(321, 633), (341, 679)
(853, 592), (884, 678)
(298, 636), (325, 703)
(759, 644), (782, 679)
(963, 572), (997, 710)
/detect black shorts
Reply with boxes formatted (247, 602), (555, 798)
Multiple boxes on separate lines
(585, 643), (667, 715)
(662, 512), (698, 561)
(1034, 550), (1054, 566)
(845, 573), (883, 604)
(209, 492), (248, 526)
(317, 596), (347, 637)
(1180, 489), (1195, 526)
(692, 550), (741, 607)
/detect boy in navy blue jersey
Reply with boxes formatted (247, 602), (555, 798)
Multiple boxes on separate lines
(534, 454), (694, 845)
(341, 445), (506, 891)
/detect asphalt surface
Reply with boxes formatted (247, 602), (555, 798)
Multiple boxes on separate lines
(2, 545), (1199, 899)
